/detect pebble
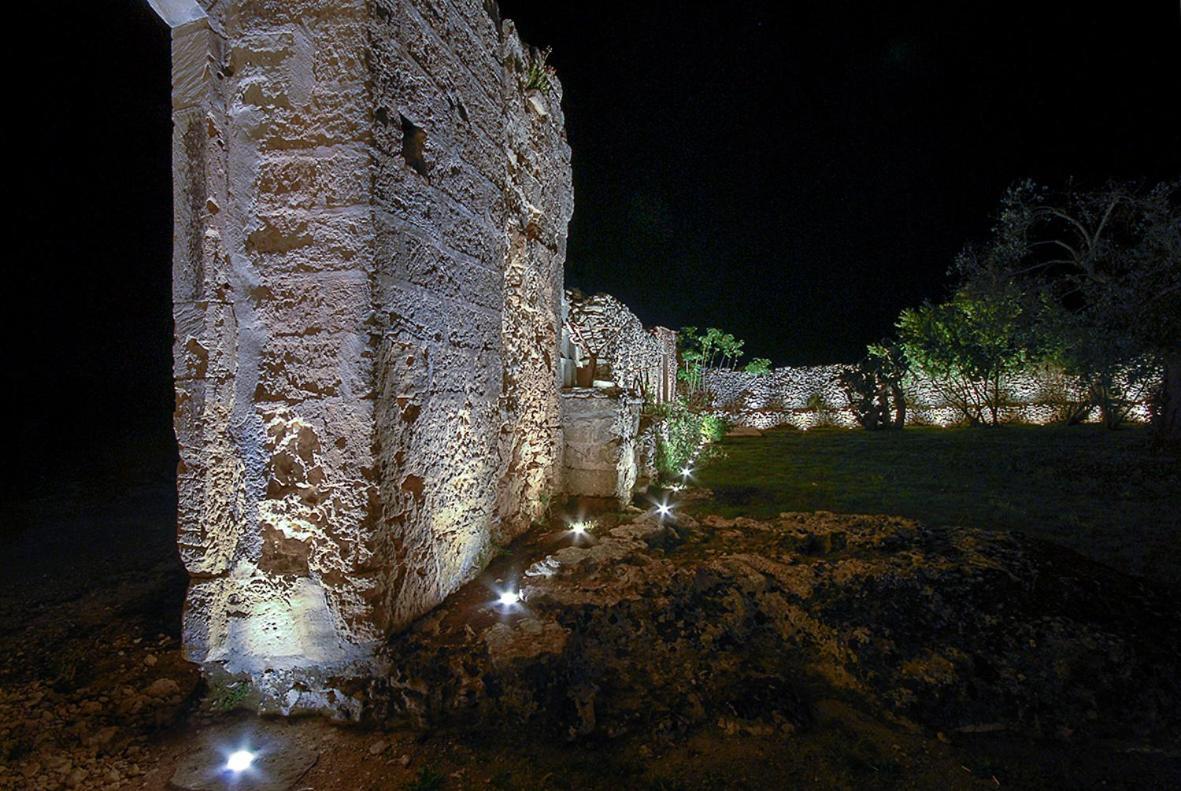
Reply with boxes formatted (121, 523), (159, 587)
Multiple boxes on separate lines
(144, 678), (179, 698)
(368, 740), (388, 755)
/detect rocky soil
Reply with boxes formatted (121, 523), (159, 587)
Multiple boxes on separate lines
(0, 561), (199, 790)
(2, 500), (1178, 789)
(381, 508), (1181, 770)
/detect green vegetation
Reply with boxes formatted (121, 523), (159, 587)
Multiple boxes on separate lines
(651, 401), (704, 480)
(689, 425), (1180, 583)
(524, 46), (554, 92)
(955, 180), (1180, 437)
(743, 356), (773, 376)
(700, 414), (728, 443)
(677, 326), (770, 400)
(837, 180), (1178, 441)
(836, 340), (908, 430)
(207, 679), (252, 712)
(897, 287), (1030, 426)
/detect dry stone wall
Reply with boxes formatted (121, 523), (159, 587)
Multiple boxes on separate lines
(565, 290), (677, 402)
(153, 0), (572, 713)
(558, 291), (674, 503)
(707, 366), (1151, 430)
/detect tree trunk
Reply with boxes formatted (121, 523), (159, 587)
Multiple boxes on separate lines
(891, 383), (907, 429)
(1157, 354), (1181, 445)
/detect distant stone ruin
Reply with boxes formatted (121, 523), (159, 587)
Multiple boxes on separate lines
(151, 0), (577, 709)
(560, 290), (677, 503)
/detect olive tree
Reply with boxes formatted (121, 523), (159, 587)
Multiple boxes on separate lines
(957, 180), (1180, 438)
(896, 288), (1029, 426)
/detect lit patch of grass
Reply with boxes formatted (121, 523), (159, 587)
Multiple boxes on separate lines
(206, 680), (251, 712)
(690, 425), (1180, 583)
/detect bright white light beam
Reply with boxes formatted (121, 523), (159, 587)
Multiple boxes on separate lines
(226, 750), (255, 773)
(497, 590), (521, 607)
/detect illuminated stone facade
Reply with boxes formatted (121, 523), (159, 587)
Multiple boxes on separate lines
(564, 290), (677, 403)
(152, 0), (571, 712)
(707, 366), (1152, 430)
(559, 292), (675, 502)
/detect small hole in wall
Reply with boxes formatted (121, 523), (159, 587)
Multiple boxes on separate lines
(400, 114), (430, 178)
(448, 94), (469, 123)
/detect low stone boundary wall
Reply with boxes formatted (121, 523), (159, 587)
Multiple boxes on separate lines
(705, 366), (1152, 430)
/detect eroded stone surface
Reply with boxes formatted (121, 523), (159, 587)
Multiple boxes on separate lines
(565, 290), (677, 402)
(155, 0), (573, 709)
(559, 389), (644, 503)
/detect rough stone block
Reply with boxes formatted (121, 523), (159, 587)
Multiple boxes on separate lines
(156, 0), (574, 715)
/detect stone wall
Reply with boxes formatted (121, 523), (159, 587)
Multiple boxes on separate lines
(152, 0), (572, 712)
(565, 290), (677, 402)
(559, 390), (644, 504)
(707, 366), (1152, 430)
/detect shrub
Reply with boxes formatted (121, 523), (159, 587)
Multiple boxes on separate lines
(654, 400), (704, 480)
(701, 415), (728, 442)
(897, 288), (1029, 426)
(744, 357), (773, 376)
(1032, 364), (1092, 425)
(805, 391), (838, 427)
(836, 340), (909, 430)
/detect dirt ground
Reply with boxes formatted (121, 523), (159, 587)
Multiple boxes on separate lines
(8, 549), (1173, 791)
(2, 438), (1178, 790)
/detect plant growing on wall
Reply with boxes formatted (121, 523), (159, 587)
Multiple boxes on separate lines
(524, 46), (555, 92)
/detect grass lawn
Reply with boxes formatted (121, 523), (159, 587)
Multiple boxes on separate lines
(689, 424), (1181, 585)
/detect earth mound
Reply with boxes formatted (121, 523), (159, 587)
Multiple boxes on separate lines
(382, 511), (1180, 748)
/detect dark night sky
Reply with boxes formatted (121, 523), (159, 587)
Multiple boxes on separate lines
(5, 0), (1180, 493)
(500, 0), (1181, 363)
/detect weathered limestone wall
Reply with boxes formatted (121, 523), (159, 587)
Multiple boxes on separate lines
(560, 390), (644, 503)
(153, 0), (571, 711)
(707, 366), (1152, 430)
(565, 290), (677, 402)
(558, 292), (673, 502)
(366, 2), (572, 634)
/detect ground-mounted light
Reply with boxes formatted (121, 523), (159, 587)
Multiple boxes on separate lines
(681, 467), (693, 478)
(656, 501), (672, 519)
(225, 750), (255, 774)
(570, 521), (590, 537)
(494, 588), (522, 610)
